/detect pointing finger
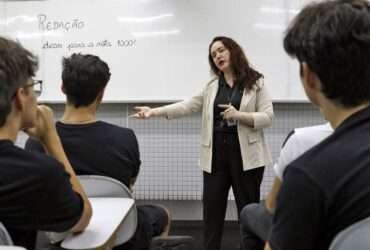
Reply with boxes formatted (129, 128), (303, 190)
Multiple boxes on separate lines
(134, 106), (146, 111)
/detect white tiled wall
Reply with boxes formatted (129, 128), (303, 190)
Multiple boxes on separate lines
(16, 102), (325, 200)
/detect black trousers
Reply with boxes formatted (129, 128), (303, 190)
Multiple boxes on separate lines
(203, 132), (264, 250)
(115, 205), (169, 250)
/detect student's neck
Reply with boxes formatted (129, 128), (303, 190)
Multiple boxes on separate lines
(61, 105), (97, 124)
(223, 70), (235, 88)
(321, 100), (370, 129)
(0, 118), (21, 143)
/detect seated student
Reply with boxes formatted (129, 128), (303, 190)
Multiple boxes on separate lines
(265, 0), (370, 250)
(239, 123), (332, 250)
(0, 37), (92, 249)
(25, 53), (183, 250)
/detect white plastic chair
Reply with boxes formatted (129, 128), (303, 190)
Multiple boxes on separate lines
(0, 223), (13, 246)
(61, 197), (134, 250)
(0, 223), (26, 249)
(77, 175), (137, 245)
(45, 175), (137, 248)
(329, 216), (370, 250)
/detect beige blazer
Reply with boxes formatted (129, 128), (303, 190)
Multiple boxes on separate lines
(155, 77), (273, 173)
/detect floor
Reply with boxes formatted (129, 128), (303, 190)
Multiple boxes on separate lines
(137, 200), (240, 250)
(136, 200), (239, 221)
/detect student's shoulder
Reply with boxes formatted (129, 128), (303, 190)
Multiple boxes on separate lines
(287, 134), (334, 180)
(97, 121), (137, 138)
(14, 145), (66, 178)
(281, 124), (332, 151)
(282, 124), (333, 175)
(294, 123), (333, 137)
(291, 123), (332, 145)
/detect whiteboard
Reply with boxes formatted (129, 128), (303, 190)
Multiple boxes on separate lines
(0, 0), (311, 102)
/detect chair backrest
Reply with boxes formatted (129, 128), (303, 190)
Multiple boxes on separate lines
(78, 175), (133, 198)
(329, 217), (370, 250)
(0, 223), (13, 246)
(78, 175), (138, 245)
(45, 175), (137, 246)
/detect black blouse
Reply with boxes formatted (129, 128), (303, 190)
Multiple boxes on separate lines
(213, 75), (243, 133)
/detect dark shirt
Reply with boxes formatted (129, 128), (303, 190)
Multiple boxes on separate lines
(269, 106), (370, 250)
(25, 121), (141, 188)
(213, 75), (243, 133)
(0, 140), (83, 249)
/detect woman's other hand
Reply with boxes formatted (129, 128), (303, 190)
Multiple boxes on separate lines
(218, 104), (240, 122)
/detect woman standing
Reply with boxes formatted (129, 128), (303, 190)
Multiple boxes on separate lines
(132, 36), (273, 250)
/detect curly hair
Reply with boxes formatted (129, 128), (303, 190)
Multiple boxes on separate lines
(208, 36), (263, 90)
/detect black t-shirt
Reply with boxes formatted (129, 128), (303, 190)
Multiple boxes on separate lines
(25, 121), (141, 188)
(269, 106), (370, 250)
(0, 140), (83, 249)
(213, 75), (243, 133)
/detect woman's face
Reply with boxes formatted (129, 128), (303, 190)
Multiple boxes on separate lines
(210, 41), (231, 73)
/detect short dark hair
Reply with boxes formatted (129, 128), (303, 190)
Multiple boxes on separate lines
(0, 37), (38, 126)
(284, 0), (370, 107)
(62, 53), (111, 108)
(208, 36), (263, 90)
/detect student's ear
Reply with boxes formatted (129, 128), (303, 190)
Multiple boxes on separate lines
(13, 88), (26, 111)
(96, 88), (105, 103)
(302, 63), (319, 91)
(301, 62), (322, 106)
(61, 83), (66, 94)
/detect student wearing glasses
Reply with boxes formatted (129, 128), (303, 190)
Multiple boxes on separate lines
(28, 79), (42, 97)
(0, 36), (92, 249)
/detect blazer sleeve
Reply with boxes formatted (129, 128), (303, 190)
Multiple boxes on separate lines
(251, 79), (274, 129)
(154, 86), (206, 119)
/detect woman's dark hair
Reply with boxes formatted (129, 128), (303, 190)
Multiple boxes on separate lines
(208, 36), (263, 90)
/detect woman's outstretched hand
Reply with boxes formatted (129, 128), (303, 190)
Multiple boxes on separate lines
(130, 106), (154, 118)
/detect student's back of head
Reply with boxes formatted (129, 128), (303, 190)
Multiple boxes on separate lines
(0, 37), (38, 126)
(283, 0), (370, 108)
(62, 53), (111, 107)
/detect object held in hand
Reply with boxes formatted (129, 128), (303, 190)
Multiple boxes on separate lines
(227, 119), (236, 126)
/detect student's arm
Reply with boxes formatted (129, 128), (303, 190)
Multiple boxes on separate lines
(264, 177), (282, 213)
(26, 105), (92, 232)
(264, 243), (271, 250)
(264, 131), (297, 212)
